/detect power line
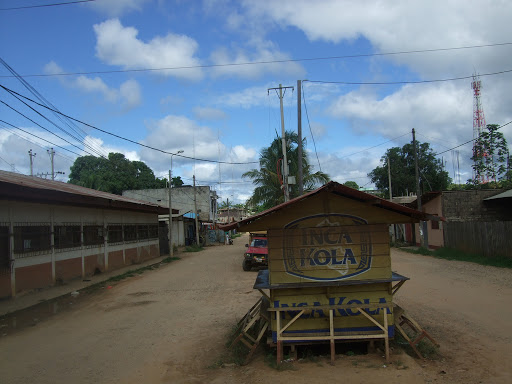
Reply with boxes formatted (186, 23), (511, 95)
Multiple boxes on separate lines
(0, 122), (76, 162)
(0, 0), (95, 11)
(0, 58), (108, 158)
(2, 42), (512, 78)
(0, 84), (259, 165)
(302, 84), (322, 171)
(0, 119), (83, 157)
(433, 120), (512, 156)
(0, 98), (98, 157)
(306, 68), (512, 85)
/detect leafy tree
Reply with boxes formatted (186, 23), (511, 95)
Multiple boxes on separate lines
(243, 131), (330, 210)
(343, 181), (359, 190)
(368, 141), (451, 198)
(470, 124), (509, 184)
(69, 152), (165, 195)
(171, 176), (184, 187)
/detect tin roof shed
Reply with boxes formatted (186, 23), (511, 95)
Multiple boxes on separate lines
(0, 170), (172, 215)
(221, 181), (433, 232)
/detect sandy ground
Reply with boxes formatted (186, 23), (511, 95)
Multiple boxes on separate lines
(0, 233), (511, 384)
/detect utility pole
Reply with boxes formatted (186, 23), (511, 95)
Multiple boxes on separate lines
(28, 149), (36, 176)
(227, 197), (230, 224)
(387, 156), (396, 243)
(387, 156), (392, 201)
(297, 80), (303, 195)
(47, 148), (55, 180)
(268, 84), (294, 202)
(169, 150), (183, 257)
(412, 129), (428, 248)
(193, 175), (200, 246)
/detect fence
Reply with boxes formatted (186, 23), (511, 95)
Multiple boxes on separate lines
(444, 221), (512, 258)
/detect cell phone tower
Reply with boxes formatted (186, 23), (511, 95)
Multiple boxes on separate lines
(472, 73), (486, 182)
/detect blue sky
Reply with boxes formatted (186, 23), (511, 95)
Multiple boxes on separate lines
(1, 0), (512, 204)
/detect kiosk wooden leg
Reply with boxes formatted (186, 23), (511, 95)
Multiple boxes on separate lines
(329, 309), (335, 365)
(384, 310), (390, 363)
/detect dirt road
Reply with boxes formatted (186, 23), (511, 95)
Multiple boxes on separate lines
(0, 234), (511, 383)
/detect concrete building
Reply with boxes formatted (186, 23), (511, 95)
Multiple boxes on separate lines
(122, 186), (218, 222)
(0, 171), (168, 298)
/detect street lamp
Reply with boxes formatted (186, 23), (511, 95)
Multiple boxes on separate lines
(169, 150), (184, 257)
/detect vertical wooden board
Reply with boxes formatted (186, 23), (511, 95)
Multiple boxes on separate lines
(270, 286), (394, 341)
(268, 224), (390, 284)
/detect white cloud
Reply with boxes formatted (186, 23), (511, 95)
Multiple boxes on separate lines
(241, 0), (512, 78)
(93, 19), (203, 80)
(216, 83), (296, 109)
(327, 83), (472, 144)
(87, 0), (148, 17)
(83, 136), (139, 161)
(74, 76), (141, 110)
(119, 79), (142, 110)
(43, 61), (64, 75)
(210, 39), (305, 79)
(193, 107), (228, 121)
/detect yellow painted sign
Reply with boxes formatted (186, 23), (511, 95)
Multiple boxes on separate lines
(268, 216), (390, 284)
(269, 284), (394, 340)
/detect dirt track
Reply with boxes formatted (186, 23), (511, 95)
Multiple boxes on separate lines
(0, 233), (511, 384)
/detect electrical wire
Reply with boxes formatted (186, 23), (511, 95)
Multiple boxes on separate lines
(2, 42), (512, 78)
(305, 68), (512, 85)
(301, 85), (322, 172)
(0, 119), (83, 157)
(0, 123), (76, 163)
(433, 120), (512, 156)
(0, 99), (98, 157)
(0, 58), (108, 158)
(0, 84), (259, 165)
(0, 0), (95, 11)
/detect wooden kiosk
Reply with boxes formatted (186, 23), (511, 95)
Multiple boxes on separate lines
(223, 182), (431, 364)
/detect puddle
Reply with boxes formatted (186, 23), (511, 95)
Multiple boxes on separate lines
(0, 286), (102, 338)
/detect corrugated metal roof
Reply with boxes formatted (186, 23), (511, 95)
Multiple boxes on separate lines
(220, 181), (436, 231)
(0, 170), (172, 214)
(484, 189), (512, 200)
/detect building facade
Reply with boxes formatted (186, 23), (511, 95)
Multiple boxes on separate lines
(0, 171), (167, 298)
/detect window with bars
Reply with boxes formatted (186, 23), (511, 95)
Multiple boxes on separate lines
(13, 225), (51, 254)
(0, 226), (9, 269)
(148, 224), (158, 239)
(54, 225), (81, 249)
(137, 224), (149, 240)
(124, 225), (137, 242)
(83, 225), (104, 246)
(108, 225), (123, 244)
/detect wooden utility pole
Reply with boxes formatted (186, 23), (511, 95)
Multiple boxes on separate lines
(28, 149), (36, 176)
(268, 84), (294, 202)
(168, 166), (175, 256)
(193, 175), (200, 246)
(412, 128), (428, 248)
(297, 80), (303, 195)
(387, 156), (392, 201)
(47, 148), (55, 180)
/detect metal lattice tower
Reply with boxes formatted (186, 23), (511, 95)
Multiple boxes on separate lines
(472, 74), (486, 181)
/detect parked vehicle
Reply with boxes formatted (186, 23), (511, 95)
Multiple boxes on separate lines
(243, 232), (268, 271)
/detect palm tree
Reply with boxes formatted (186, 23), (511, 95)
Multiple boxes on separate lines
(243, 131), (329, 210)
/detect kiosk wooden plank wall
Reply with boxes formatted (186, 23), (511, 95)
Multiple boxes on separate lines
(222, 182), (428, 363)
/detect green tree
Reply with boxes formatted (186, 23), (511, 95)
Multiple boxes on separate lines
(69, 153), (164, 195)
(470, 124), (509, 184)
(343, 181), (359, 190)
(243, 131), (330, 210)
(368, 141), (451, 198)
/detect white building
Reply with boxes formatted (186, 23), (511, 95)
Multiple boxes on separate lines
(0, 171), (169, 298)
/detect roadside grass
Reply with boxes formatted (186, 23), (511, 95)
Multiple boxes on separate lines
(185, 244), (204, 252)
(400, 246), (512, 269)
(392, 332), (441, 360)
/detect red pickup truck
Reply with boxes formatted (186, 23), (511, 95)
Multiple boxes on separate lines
(243, 232), (268, 271)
